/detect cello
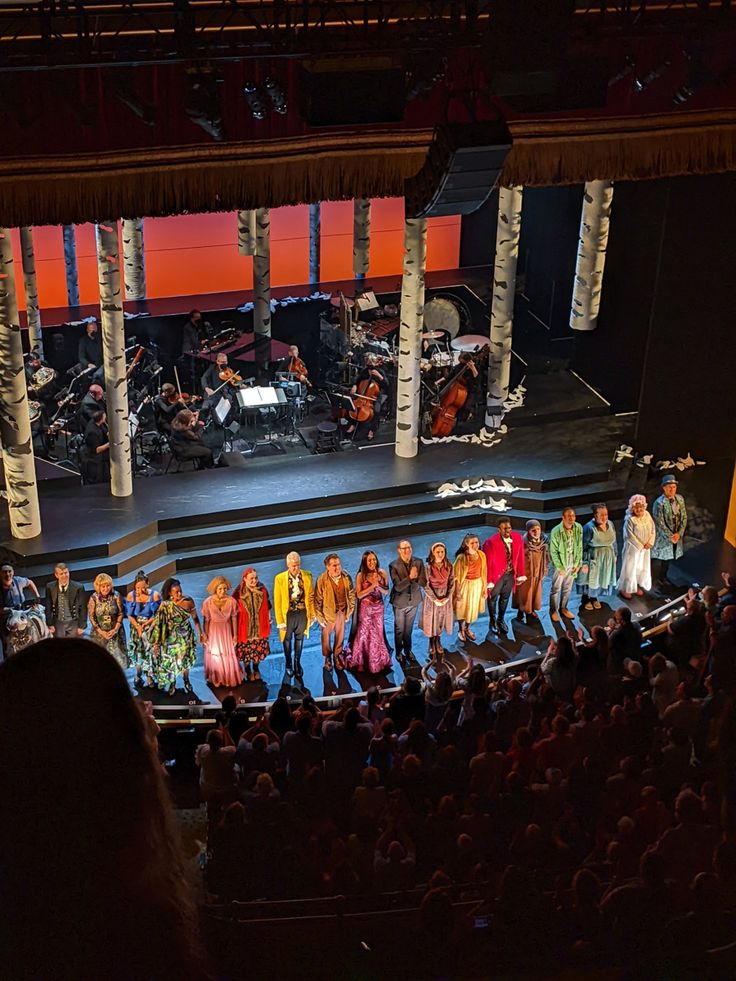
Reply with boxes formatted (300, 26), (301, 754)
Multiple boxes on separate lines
(349, 375), (380, 425)
(430, 353), (480, 437)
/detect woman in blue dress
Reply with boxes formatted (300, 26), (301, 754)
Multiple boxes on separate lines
(125, 571), (161, 688)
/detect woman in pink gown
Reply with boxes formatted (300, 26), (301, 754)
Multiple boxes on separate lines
(347, 551), (392, 674)
(201, 575), (241, 688)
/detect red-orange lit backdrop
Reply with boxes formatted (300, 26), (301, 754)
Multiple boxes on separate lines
(10, 199), (459, 312)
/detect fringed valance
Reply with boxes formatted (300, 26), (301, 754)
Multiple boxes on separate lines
(0, 108), (735, 226)
(502, 108), (736, 187)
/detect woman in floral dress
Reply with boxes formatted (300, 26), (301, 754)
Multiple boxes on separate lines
(88, 573), (128, 669)
(201, 575), (241, 688)
(149, 577), (204, 695)
(232, 568), (271, 682)
(347, 550), (392, 674)
(125, 570), (161, 688)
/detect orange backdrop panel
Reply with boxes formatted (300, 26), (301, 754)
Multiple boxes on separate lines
(11, 200), (460, 311)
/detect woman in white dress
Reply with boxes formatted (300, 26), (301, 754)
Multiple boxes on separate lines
(617, 494), (656, 599)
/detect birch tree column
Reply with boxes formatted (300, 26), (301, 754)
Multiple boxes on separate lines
(122, 218), (146, 300)
(486, 185), (523, 429)
(62, 225), (80, 307)
(309, 202), (321, 285)
(95, 221), (133, 498)
(253, 208), (271, 372)
(0, 228), (41, 538)
(395, 217), (427, 459)
(237, 209), (256, 257)
(570, 180), (614, 332)
(20, 226), (43, 358)
(352, 198), (371, 282)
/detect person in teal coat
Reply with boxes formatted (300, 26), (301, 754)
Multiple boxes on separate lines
(652, 474), (688, 586)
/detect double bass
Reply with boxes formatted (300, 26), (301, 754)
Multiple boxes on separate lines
(430, 353), (480, 437)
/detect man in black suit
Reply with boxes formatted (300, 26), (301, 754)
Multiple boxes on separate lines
(78, 384), (106, 430)
(45, 563), (87, 638)
(389, 540), (426, 667)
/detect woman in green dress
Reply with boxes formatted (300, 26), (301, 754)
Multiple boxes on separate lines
(149, 577), (204, 695)
(87, 572), (128, 669)
(579, 503), (618, 611)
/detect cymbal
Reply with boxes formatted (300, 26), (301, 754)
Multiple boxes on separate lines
(422, 330), (445, 340)
(451, 334), (490, 352)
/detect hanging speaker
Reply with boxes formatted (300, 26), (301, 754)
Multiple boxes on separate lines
(405, 123), (512, 220)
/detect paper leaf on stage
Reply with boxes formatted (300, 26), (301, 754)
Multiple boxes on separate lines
(450, 496), (511, 512)
(436, 476), (530, 499)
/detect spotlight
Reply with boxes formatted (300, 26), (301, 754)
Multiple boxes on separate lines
(243, 82), (266, 121)
(632, 59), (671, 93)
(263, 77), (288, 115)
(672, 84), (695, 105)
(184, 70), (224, 141)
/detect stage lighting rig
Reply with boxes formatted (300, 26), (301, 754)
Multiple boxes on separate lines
(243, 81), (267, 121)
(264, 77), (288, 115)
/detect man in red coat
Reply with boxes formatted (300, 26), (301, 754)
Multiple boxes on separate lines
(482, 519), (526, 635)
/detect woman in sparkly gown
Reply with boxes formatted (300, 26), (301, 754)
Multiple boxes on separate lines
(347, 550), (392, 674)
(201, 575), (240, 688)
(88, 573), (128, 669)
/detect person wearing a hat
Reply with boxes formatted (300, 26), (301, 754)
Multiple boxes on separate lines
(514, 519), (549, 624)
(652, 475), (688, 588)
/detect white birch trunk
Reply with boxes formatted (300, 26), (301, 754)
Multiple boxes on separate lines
(395, 217), (427, 459)
(122, 218), (146, 300)
(62, 225), (80, 307)
(95, 221), (133, 498)
(19, 226), (43, 358)
(253, 208), (271, 337)
(353, 198), (371, 281)
(309, 202), (321, 285)
(237, 209), (256, 256)
(486, 185), (524, 429)
(570, 180), (614, 331)
(0, 228), (41, 538)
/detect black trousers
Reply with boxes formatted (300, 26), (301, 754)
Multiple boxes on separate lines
(283, 609), (307, 667)
(487, 571), (514, 622)
(652, 547), (677, 584)
(392, 604), (418, 658)
(54, 620), (80, 639)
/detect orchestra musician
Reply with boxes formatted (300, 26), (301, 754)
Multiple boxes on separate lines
(154, 383), (191, 436)
(78, 384), (106, 430)
(346, 354), (389, 442)
(201, 352), (231, 399)
(76, 321), (104, 382)
(169, 408), (214, 470)
(82, 409), (110, 484)
(286, 345), (310, 386)
(181, 309), (212, 357)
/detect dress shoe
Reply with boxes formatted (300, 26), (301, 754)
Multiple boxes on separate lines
(488, 617), (497, 633)
(167, 681), (176, 696)
(515, 611), (524, 623)
(561, 608), (575, 620)
(324, 657), (333, 671)
(184, 678), (193, 694)
(497, 620), (508, 635)
(550, 611), (561, 623)
(406, 651), (419, 667)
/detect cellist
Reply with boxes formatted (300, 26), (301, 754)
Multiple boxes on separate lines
(346, 354), (389, 442)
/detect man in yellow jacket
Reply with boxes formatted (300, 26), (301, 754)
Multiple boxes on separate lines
(273, 551), (315, 682)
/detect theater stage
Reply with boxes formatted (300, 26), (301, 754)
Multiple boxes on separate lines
(2, 408), (687, 710)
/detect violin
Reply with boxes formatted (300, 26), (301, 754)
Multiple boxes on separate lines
(167, 391), (200, 405)
(288, 356), (312, 388)
(218, 366), (243, 386)
(430, 353), (481, 438)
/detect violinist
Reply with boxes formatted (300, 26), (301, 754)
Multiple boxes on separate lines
(154, 383), (190, 436)
(169, 408), (214, 470)
(201, 353), (233, 400)
(286, 345), (311, 387)
(346, 354), (388, 442)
